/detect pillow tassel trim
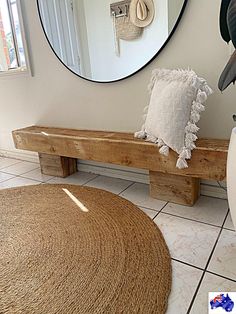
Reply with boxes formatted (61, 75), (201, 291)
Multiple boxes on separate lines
(176, 157), (189, 169)
(134, 127), (146, 139)
(176, 83), (213, 169)
(135, 69), (213, 169)
(159, 145), (169, 156)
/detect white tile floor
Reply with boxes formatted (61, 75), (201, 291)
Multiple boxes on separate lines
(0, 157), (235, 314)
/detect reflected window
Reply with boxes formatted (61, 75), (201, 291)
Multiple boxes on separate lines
(0, 0), (29, 74)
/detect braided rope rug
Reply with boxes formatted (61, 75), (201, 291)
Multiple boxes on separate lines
(0, 184), (171, 314)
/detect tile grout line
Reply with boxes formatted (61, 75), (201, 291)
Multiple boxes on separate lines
(186, 272), (206, 314)
(140, 206), (160, 213)
(0, 170), (134, 189)
(134, 202), (167, 213)
(152, 211), (161, 221)
(170, 258), (236, 284)
(0, 172), (18, 183)
(81, 174), (101, 186)
(43, 177), (61, 184)
(160, 211), (224, 229)
(223, 226), (235, 232)
(118, 182), (136, 196)
(222, 211), (232, 230)
(0, 173), (40, 185)
(0, 160), (39, 172)
(0, 164), (40, 180)
(34, 172), (101, 186)
(0, 171), (42, 184)
(186, 208), (230, 314)
(0, 159), (25, 170)
(220, 207), (230, 230)
(42, 173), (101, 186)
(152, 204), (229, 230)
(38, 176), (58, 184)
(159, 202), (169, 213)
(171, 257), (204, 272)
(152, 202), (169, 220)
(41, 174), (67, 184)
(206, 270), (236, 283)
(18, 174), (48, 183)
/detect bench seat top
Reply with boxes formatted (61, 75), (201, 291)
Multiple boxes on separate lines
(12, 126), (229, 181)
(13, 126), (229, 152)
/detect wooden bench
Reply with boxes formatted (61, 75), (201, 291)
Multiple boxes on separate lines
(12, 126), (229, 206)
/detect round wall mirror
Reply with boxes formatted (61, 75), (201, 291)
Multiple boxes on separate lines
(37, 0), (188, 83)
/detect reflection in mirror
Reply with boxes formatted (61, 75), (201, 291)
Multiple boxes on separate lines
(37, 0), (187, 82)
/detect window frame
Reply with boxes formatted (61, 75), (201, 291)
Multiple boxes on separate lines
(0, 0), (31, 78)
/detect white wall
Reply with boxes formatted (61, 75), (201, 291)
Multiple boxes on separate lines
(0, 0), (235, 156)
(168, 0), (185, 32)
(82, 0), (169, 81)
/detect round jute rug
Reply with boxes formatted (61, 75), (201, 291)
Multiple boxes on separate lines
(0, 184), (171, 314)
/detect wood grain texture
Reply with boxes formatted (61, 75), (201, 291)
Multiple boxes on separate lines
(150, 171), (200, 206)
(39, 153), (77, 178)
(12, 126), (229, 181)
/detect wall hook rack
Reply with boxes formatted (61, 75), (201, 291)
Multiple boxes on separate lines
(110, 0), (131, 18)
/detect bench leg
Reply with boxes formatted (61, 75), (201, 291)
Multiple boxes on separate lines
(149, 171), (200, 206)
(39, 153), (77, 178)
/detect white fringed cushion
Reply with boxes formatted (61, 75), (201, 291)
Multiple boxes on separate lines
(135, 69), (213, 169)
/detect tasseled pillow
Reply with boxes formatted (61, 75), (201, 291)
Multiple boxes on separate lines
(135, 68), (213, 169)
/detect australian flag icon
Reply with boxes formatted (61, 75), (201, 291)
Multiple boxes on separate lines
(210, 293), (234, 312)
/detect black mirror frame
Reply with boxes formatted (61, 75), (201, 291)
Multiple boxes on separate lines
(36, 0), (189, 84)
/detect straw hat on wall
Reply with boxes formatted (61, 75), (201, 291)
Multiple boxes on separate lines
(130, 0), (155, 28)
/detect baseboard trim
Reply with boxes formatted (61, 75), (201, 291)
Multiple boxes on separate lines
(0, 149), (39, 163)
(78, 161), (149, 184)
(200, 183), (228, 200)
(0, 149), (228, 200)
